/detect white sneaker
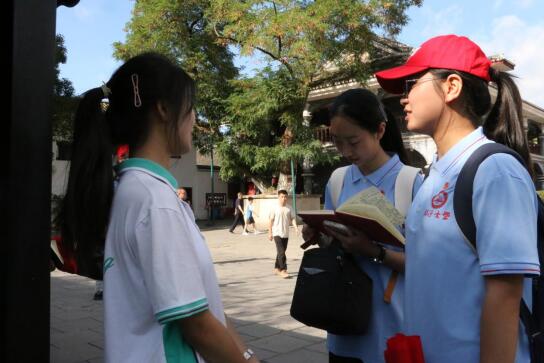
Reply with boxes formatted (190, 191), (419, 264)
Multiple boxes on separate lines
(242, 232), (249, 235)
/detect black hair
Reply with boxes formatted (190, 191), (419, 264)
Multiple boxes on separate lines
(278, 189), (288, 196)
(330, 88), (409, 164)
(429, 68), (534, 177)
(59, 52), (195, 277)
(248, 197), (254, 201)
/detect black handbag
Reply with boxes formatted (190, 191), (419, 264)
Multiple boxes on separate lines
(290, 244), (373, 335)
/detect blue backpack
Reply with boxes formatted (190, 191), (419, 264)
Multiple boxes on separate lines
(454, 143), (543, 363)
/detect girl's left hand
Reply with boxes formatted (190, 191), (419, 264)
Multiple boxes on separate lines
(324, 225), (379, 258)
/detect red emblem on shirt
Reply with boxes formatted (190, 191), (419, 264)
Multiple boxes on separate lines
(431, 190), (448, 209)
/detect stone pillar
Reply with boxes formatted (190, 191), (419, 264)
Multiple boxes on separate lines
(539, 134), (544, 156)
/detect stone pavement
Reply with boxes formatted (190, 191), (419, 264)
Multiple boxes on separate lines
(50, 221), (328, 363)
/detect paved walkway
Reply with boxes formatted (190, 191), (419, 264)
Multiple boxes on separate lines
(50, 221), (327, 363)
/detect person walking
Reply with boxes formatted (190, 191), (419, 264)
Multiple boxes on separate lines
(242, 197), (259, 235)
(376, 34), (539, 363)
(301, 88), (423, 363)
(59, 52), (258, 363)
(229, 192), (245, 233)
(269, 190), (298, 278)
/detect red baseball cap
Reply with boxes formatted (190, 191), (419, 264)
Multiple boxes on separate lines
(375, 34), (492, 94)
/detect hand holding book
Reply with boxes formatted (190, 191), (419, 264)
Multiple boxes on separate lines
(298, 187), (405, 248)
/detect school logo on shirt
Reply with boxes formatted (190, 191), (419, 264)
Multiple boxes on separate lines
(431, 183), (449, 209)
(103, 257), (115, 273)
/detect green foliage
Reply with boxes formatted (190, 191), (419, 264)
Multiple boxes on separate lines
(113, 0), (238, 152)
(112, 0), (421, 183)
(52, 34), (78, 142)
(208, 0), (421, 181)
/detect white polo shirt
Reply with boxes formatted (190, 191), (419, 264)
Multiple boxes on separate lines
(104, 158), (225, 363)
(404, 128), (539, 363)
(269, 205), (294, 238)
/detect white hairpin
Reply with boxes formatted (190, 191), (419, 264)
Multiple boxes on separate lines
(101, 83), (111, 98)
(131, 74), (142, 108)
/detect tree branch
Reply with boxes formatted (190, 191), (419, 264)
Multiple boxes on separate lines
(213, 23), (295, 78)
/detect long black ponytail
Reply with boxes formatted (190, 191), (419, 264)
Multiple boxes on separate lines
(430, 68), (533, 178)
(59, 53), (195, 279)
(330, 88), (409, 164)
(59, 87), (113, 279)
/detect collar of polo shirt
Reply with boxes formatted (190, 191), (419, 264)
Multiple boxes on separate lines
(118, 158), (179, 189)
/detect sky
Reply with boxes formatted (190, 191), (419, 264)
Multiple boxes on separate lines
(57, 0), (544, 106)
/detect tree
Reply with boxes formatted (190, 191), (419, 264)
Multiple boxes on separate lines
(113, 0), (238, 155)
(208, 0), (422, 190)
(52, 34), (79, 142)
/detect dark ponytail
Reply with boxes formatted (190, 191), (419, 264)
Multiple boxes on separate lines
(59, 87), (113, 279)
(430, 68), (533, 178)
(330, 88), (409, 164)
(486, 68), (533, 175)
(59, 52), (195, 279)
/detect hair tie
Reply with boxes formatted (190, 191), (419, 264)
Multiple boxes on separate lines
(101, 83), (111, 98)
(131, 74), (142, 108)
(488, 67), (499, 83)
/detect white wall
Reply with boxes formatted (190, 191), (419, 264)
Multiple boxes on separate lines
(51, 143), (70, 196)
(404, 134), (437, 166)
(169, 149), (229, 220)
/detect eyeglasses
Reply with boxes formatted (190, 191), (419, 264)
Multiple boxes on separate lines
(403, 77), (436, 98)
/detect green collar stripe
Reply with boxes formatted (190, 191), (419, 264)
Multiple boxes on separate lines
(119, 158), (178, 189)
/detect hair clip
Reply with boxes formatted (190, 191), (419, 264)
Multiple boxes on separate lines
(131, 73), (142, 108)
(101, 82), (111, 98)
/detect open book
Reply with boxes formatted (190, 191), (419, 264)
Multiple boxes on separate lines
(298, 187), (405, 248)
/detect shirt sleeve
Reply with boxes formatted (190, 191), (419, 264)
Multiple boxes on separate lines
(473, 155), (540, 276)
(134, 207), (209, 325)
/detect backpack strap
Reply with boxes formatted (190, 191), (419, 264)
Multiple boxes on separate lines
(394, 165), (421, 217)
(330, 166), (350, 209)
(453, 143), (526, 247)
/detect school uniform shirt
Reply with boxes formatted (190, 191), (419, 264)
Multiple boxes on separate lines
(269, 205), (293, 238)
(404, 127), (540, 363)
(324, 154), (423, 363)
(103, 158), (225, 363)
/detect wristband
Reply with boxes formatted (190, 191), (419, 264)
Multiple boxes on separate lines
(243, 348), (254, 360)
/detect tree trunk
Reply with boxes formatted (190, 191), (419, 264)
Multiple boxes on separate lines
(277, 127), (295, 193)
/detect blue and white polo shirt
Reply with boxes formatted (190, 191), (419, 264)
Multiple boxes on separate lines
(324, 154), (424, 363)
(104, 158), (225, 363)
(404, 127), (540, 363)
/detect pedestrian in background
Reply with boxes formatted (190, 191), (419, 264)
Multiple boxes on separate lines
(229, 192), (245, 233)
(269, 190), (298, 278)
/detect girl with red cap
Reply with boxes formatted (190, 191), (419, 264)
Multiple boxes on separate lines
(376, 35), (539, 363)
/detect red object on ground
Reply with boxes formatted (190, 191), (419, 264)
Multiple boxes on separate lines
(384, 333), (425, 363)
(51, 235), (78, 274)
